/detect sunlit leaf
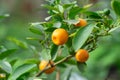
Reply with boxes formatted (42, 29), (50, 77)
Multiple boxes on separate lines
(0, 46), (7, 53)
(53, 22), (61, 28)
(40, 49), (51, 60)
(45, 16), (52, 21)
(9, 64), (36, 80)
(69, 7), (84, 19)
(29, 24), (44, 35)
(58, 5), (64, 13)
(0, 14), (9, 19)
(111, 0), (120, 17)
(63, 20), (78, 25)
(73, 24), (95, 51)
(0, 61), (12, 74)
(63, 67), (72, 80)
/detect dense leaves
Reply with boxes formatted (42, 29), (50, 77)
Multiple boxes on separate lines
(0, 0), (120, 80)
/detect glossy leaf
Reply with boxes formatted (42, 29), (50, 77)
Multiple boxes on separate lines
(73, 24), (95, 51)
(8, 37), (28, 49)
(0, 61), (12, 74)
(41, 4), (58, 11)
(63, 20), (78, 25)
(45, 27), (57, 32)
(40, 49), (51, 60)
(0, 46), (7, 53)
(29, 24), (44, 35)
(50, 44), (58, 60)
(111, 0), (120, 16)
(108, 27), (120, 33)
(69, 7), (84, 19)
(0, 14), (9, 19)
(53, 22), (61, 28)
(84, 11), (102, 19)
(45, 16), (52, 21)
(77, 62), (86, 72)
(0, 49), (16, 59)
(63, 3), (74, 9)
(63, 67), (72, 80)
(9, 64), (36, 80)
(58, 5), (64, 13)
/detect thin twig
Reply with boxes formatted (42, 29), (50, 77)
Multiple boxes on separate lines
(35, 55), (74, 77)
(56, 69), (60, 80)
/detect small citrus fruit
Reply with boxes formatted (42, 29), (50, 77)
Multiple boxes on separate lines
(75, 49), (89, 62)
(39, 60), (55, 74)
(52, 28), (68, 45)
(74, 18), (87, 27)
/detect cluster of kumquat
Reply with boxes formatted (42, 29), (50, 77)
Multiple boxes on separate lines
(39, 18), (89, 74)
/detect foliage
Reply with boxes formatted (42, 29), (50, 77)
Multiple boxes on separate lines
(0, 0), (120, 80)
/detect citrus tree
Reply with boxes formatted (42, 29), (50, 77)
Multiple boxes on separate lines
(0, 0), (120, 80)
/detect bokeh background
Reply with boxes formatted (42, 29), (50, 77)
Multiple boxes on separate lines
(1, 0), (120, 80)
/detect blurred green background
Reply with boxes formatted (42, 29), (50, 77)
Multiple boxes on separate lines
(1, 0), (120, 80)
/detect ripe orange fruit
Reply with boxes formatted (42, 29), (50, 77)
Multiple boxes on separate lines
(75, 49), (89, 62)
(39, 60), (55, 74)
(74, 18), (87, 27)
(52, 28), (68, 45)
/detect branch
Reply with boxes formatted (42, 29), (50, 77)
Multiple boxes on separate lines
(35, 55), (74, 77)
(56, 69), (60, 80)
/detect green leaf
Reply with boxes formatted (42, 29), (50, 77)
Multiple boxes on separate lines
(50, 44), (58, 60)
(63, 3), (74, 9)
(41, 4), (58, 11)
(77, 62), (86, 72)
(53, 22), (61, 28)
(45, 27), (57, 32)
(40, 49), (51, 60)
(63, 20), (78, 25)
(57, 63), (67, 68)
(8, 37), (28, 49)
(9, 64), (36, 80)
(29, 23), (44, 35)
(84, 11), (102, 19)
(0, 14), (9, 19)
(108, 27), (120, 33)
(111, 0), (120, 17)
(57, 5), (64, 13)
(45, 16), (52, 21)
(73, 24), (95, 51)
(0, 49), (16, 59)
(66, 37), (72, 48)
(0, 46), (7, 53)
(0, 61), (12, 74)
(83, 4), (93, 9)
(69, 7), (84, 19)
(63, 67), (72, 80)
